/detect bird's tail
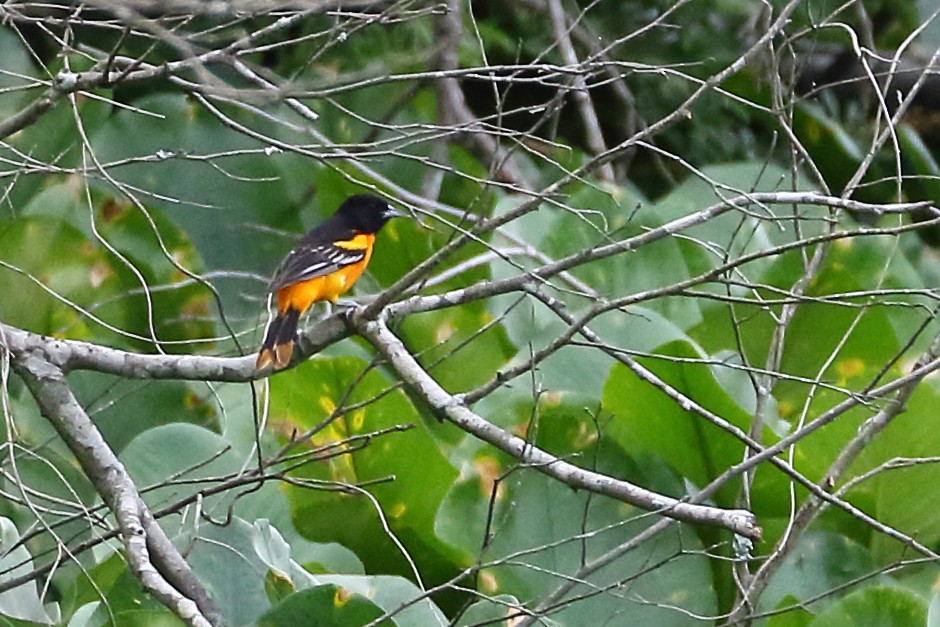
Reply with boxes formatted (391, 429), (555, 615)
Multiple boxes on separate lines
(256, 307), (301, 370)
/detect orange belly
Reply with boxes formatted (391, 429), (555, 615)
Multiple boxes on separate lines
(276, 258), (369, 314)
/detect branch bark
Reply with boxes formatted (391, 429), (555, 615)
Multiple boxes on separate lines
(354, 314), (762, 540)
(431, 0), (534, 187)
(10, 351), (223, 627)
(545, 0), (614, 181)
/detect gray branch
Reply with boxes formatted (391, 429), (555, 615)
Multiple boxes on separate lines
(11, 352), (223, 627)
(354, 315), (762, 540)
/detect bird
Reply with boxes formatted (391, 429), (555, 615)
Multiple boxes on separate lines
(256, 194), (404, 370)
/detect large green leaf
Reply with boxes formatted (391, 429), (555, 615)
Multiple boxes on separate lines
(764, 238), (915, 487)
(0, 216), (109, 336)
(651, 162), (818, 246)
(0, 29), (36, 121)
(120, 423), (237, 508)
(185, 516), (276, 625)
(436, 397), (715, 625)
(88, 93), (293, 327)
(0, 518), (57, 624)
(929, 580), (940, 627)
(760, 532), (875, 616)
(808, 585), (926, 627)
(601, 339), (752, 507)
(119, 419), (361, 589)
(399, 301), (514, 394)
(447, 468), (715, 626)
(301, 575), (447, 626)
(856, 381), (940, 561)
(897, 123), (940, 245)
(270, 356), (462, 604)
(489, 187), (699, 399)
(2, 66), (111, 215)
(77, 552), (184, 626)
(792, 103), (865, 194)
(4, 186), (213, 351)
(71, 375), (219, 454)
(456, 594), (524, 627)
(768, 596), (815, 627)
(252, 519), (447, 625)
(258, 584), (392, 627)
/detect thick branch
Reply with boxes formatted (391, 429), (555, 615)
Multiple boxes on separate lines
(387, 192), (935, 320)
(11, 353), (222, 627)
(354, 315), (761, 540)
(0, 315), (347, 379)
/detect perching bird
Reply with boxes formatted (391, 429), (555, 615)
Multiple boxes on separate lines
(256, 194), (403, 370)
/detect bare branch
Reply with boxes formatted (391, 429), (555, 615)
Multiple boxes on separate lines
(10, 353), (221, 626)
(354, 315), (762, 539)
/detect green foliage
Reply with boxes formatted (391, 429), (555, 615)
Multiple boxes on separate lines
(269, 356), (463, 608)
(0, 518), (57, 624)
(810, 586), (927, 626)
(2, 1), (940, 626)
(602, 340), (752, 507)
(258, 585), (393, 627)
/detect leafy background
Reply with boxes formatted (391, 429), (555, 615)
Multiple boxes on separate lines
(0, 0), (939, 625)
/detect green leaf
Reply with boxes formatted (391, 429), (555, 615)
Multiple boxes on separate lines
(601, 339), (752, 506)
(400, 301), (514, 393)
(928, 580), (940, 627)
(253, 515), (448, 624)
(858, 382), (940, 561)
(120, 423), (234, 501)
(89, 93), (293, 326)
(253, 519), (297, 581)
(265, 570), (297, 606)
(808, 586), (926, 627)
(3, 70), (109, 217)
(438, 396), (635, 555)
(71, 376), (218, 453)
(309, 575), (448, 626)
(456, 595), (524, 627)
(897, 123), (940, 246)
(62, 602), (99, 627)
(441, 393), (716, 623)
(760, 532), (874, 616)
(104, 610), (186, 627)
(448, 469), (716, 625)
(272, 356), (462, 598)
(652, 161), (817, 243)
(3, 186), (213, 351)
(78, 554), (175, 624)
(0, 518), (56, 624)
(793, 103), (865, 193)
(765, 238), (911, 481)
(258, 585), (392, 627)
(768, 595), (814, 627)
(0, 216), (103, 335)
(184, 516), (274, 625)
(0, 29), (36, 120)
(119, 421), (345, 576)
(64, 553), (126, 619)
(489, 188), (700, 399)
(898, 124), (940, 203)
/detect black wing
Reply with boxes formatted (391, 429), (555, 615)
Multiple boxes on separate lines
(269, 242), (366, 292)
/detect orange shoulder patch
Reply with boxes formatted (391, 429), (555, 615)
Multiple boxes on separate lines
(333, 233), (374, 251)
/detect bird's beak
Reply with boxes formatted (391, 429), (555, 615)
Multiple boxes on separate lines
(383, 206), (408, 220)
